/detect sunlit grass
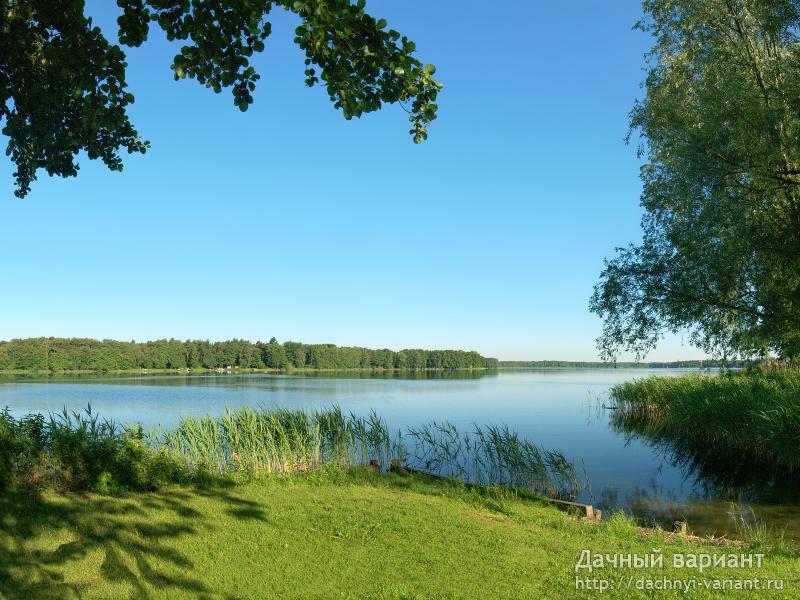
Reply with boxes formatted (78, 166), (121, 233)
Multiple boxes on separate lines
(0, 468), (797, 599)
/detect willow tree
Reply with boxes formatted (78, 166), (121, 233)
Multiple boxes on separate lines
(591, 0), (800, 360)
(0, 0), (441, 197)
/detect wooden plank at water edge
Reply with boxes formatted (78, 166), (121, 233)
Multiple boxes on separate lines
(387, 461), (602, 522)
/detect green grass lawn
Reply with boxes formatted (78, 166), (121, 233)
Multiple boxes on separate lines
(1, 468), (798, 599)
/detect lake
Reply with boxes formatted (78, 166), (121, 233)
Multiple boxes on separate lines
(1, 368), (797, 539)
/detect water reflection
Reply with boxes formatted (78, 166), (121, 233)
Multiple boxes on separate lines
(610, 407), (800, 538)
(1, 368), (797, 539)
(0, 369), (494, 385)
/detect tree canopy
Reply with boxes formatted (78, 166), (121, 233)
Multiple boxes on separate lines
(591, 0), (800, 361)
(0, 0), (441, 197)
(0, 337), (498, 372)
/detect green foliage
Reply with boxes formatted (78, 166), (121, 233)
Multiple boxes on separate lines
(0, 406), (187, 493)
(92, 470), (123, 495)
(157, 406), (393, 477)
(0, 404), (577, 500)
(1, 0), (441, 197)
(609, 370), (800, 472)
(730, 505), (795, 556)
(405, 420), (582, 499)
(499, 360), (747, 369)
(592, 0), (800, 360)
(0, 410), (13, 491)
(0, 337), (498, 372)
(155, 405), (580, 499)
(0, 0), (148, 198)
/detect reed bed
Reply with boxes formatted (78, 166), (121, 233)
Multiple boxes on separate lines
(610, 370), (800, 471)
(406, 421), (580, 499)
(0, 405), (581, 500)
(152, 407), (394, 477)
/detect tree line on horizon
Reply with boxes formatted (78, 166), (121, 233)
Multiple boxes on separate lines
(498, 360), (750, 369)
(0, 338), (498, 373)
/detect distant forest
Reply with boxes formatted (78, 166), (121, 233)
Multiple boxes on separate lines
(498, 360), (750, 369)
(0, 338), (498, 372)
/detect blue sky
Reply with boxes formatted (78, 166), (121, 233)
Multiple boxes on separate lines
(0, 1), (701, 361)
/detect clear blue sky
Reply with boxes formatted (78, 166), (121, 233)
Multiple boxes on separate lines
(0, 1), (702, 361)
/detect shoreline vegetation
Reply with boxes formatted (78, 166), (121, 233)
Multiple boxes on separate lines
(0, 405), (581, 501)
(609, 370), (800, 495)
(0, 337), (498, 374)
(499, 359), (751, 369)
(0, 404), (797, 597)
(0, 363), (738, 376)
(0, 337), (754, 375)
(0, 367), (494, 377)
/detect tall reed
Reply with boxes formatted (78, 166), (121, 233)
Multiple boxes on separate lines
(153, 406), (394, 476)
(609, 369), (800, 502)
(0, 404), (581, 500)
(406, 421), (581, 499)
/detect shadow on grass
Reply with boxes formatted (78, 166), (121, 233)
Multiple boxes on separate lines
(0, 482), (269, 599)
(0, 468), (560, 598)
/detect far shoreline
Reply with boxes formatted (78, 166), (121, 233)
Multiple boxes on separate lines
(0, 362), (742, 376)
(0, 366), (496, 376)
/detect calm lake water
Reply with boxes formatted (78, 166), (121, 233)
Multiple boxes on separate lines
(1, 368), (797, 539)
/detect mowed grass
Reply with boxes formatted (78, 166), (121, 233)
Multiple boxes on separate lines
(1, 469), (798, 599)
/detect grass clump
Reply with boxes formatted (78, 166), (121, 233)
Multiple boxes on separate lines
(154, 406), (582, 499)
(0, 405), (582, 500)
(729, 505), (796, 557)
(154, 406), (395, 479)
(609, 370), (800, 472)
(407, 421), (581, 498)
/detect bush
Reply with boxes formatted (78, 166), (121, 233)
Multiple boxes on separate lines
(0, 404), (579, 501)
(92, 470), (123, 495)
(0, 406), (186, 494)
(0, 409), (14, 491)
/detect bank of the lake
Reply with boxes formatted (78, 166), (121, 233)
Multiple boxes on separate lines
(610, 370), (800, 473)
(0, 367), (495, 377)
(2, 468), (798, 599)
(4, 368), (800, 540)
